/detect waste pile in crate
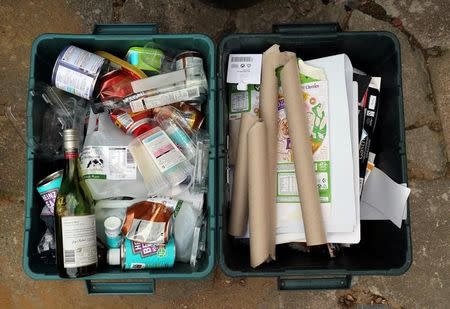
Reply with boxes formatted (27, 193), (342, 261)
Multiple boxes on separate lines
(226, 44), (411, 267)
(34, 44), (209, 278)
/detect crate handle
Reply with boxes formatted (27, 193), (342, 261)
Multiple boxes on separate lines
(85, 279), (155, 295)
(92, 24), (159, 35)
(272, 23), (341, 34)
(277, 275), (351, 290)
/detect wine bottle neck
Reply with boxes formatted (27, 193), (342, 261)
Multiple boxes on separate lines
(64, 150), (79, 160)
(64, 148), (79, 178)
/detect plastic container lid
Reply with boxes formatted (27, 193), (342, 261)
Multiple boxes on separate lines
(107, 248), (121, 265)
(104, 216), (122, 235)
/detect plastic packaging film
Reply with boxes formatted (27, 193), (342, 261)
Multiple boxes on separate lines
(228, 113), (258, 236)
(259, 45), (295, 258)
(279, 57), (327, 246)
(247, 121), (271, 268)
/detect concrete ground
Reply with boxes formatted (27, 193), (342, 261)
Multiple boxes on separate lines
(0, 0), (449, 307)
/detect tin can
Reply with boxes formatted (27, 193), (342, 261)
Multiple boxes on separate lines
(36, 170), (64, 216)
(108, 238), (176, 270)
(175, 51), (208, 98)
(52, 45), (106, 100)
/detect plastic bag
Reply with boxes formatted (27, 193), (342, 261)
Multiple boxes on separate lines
(173, 201), (203, 263)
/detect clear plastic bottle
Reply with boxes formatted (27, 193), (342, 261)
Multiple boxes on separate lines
(128, 126), (193, 195)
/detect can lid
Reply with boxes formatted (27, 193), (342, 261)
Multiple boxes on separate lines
(107, 248), (121, 265)
(104, 216), (122, 233)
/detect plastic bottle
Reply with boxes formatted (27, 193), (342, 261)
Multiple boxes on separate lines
(104, 216), (122, 249)
(128, 126), (193, 195)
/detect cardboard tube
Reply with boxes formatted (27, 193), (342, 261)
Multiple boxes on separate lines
(248, 121), (271, 268)
(228, 113), (259, 236)
(280, 57), (327, 246)
(228, 119), (240, 166)
(260, 45), (296, 258)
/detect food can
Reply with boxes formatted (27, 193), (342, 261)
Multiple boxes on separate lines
(52, 45), (106, 100)
(175, 51), (208, 98)
(36, 170), (64, 216)
(121, 237), (175, 269)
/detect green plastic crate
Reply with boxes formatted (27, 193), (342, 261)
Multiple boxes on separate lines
(24, 23), (412, 294)
(217, 24), (412, 290)
(23, 24), (216, 295)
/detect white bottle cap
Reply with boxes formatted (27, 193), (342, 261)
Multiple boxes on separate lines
(104, 216), (122, 235)
(107, 248), (121, 266)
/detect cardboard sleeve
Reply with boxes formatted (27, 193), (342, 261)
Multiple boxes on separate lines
(260, 45), (296, 257)
(247, 121), (271, 267)
(228, 113), (259, 236)
(280, 57), (327, 246)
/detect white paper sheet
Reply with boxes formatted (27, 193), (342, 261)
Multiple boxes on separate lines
(306, 55), (358, 237)
(275, 55), (360, 244)
(361, 168), (410, 227)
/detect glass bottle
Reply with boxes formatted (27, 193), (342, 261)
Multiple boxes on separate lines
(54, 129), (97, 278)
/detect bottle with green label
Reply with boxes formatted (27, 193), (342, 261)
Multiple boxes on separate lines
(55, 129), (98, 278)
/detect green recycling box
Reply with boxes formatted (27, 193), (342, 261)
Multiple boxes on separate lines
(24, 23), (411, 294)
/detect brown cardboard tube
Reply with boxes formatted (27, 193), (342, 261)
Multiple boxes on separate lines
(228, 113), (259, 236)
(248, 121), (271, 267)
(228, 119), (240, 166)
(260, 45), (296, 258)
(280, 57), (327, 246)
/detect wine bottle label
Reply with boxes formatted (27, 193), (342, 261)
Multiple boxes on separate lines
(61, 215), (97, 268)
(141, 130), (187, 173)
(80, 146), (136, 180)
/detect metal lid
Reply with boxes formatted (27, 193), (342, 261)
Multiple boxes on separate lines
(63, 129), (79, 150)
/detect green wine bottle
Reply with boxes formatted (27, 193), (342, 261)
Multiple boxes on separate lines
(55, 129), (97, 278)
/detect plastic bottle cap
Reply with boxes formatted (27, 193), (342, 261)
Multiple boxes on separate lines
(104, 216), (122, 234)
(107, 248), (121, 265)
(129, 52), (139, 66)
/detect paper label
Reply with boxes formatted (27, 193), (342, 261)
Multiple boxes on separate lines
(226, 54), (262, 88)
(175, 57), (204, 70)
(80, 146), (136, 180)
(61, 215), (97, 268)
(147, 196), (182, 211)
(54, 65), (95, 99)
(368, 95), (377, 110)
(126, 219), (167, 244)
(276, 80), (331, 204)
(61, 46), (104, 75)
(142, 130), (187, 173)
(130, 86), (201, 112)
(116, 113), (133, 130)
(228, 84), (260, 120)
(108, 147), (137, 180)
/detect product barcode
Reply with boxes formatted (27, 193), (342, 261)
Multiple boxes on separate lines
(64, 250), (75, 264)
(231, 56), (253, 62)
(126, 149), (134, 164)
